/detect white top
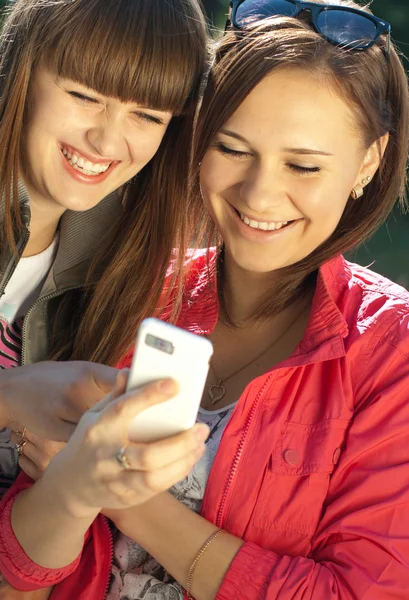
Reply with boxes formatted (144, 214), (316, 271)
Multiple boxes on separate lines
(0, 236), (59, 324)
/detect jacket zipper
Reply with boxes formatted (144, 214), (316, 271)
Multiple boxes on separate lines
(102, 516), (114, 600)
(0, 228), (30, 298)
(21, 285), (81, 365)
(216, 373), (274, 528)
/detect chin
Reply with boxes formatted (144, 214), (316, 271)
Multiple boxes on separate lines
(226, 247), (284, 274)
(55, 192), (106, 213)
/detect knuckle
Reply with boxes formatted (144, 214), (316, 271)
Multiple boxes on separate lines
(142, 470), (162, 494)
(138, 447), (156, 471)
(38, 457), (50, 472)
(82, 422), (100, 445)
(109, 398), (127, 419)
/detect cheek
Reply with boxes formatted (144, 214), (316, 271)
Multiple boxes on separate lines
(296, 171), (355, 226)
(128, 129), (167, 166)
(200, 153), (241, 202)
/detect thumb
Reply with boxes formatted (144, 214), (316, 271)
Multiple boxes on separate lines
(98, 378), (178, 428)
(87, 369), (129, 414)
(90, 363), (120, 394)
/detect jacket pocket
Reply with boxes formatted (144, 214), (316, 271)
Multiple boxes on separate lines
(251, 419), (350, 554)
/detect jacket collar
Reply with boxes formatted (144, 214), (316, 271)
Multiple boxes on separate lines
(177, 250), (350, 366)
(1, 181), (122, 292)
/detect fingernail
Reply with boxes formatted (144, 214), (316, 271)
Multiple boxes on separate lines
(194, 424), (209, 441)
(158, 379), (176, 394)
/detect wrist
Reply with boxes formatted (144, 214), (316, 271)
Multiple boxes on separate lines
(41, 465), (101, 521)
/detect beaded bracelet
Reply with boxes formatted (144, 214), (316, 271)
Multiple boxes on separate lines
(186, 529), (225, 599)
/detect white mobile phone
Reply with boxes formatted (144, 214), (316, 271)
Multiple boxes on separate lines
(127, 318), (214, 442)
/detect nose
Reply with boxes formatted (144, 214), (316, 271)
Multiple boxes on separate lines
(86, 111), (128, 160)
(240, 162), (286, 214)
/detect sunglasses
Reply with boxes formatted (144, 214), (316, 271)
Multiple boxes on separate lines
(227, 0), (391, 53)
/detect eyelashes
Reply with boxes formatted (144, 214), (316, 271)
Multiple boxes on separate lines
(67, 91), (165, 126)
(215, 142), (322, 175)
(68, 91), (98, 104)
(287, 164), (321, 175)
(215, 142), (250, 160)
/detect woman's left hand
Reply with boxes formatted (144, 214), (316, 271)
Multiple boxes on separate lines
(10, 429), (65, 482)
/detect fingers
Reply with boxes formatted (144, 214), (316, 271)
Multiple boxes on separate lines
(123, 423), (209, 472)
(88, 363), (120, 395)
(18, 455), (42, 482)
(121, 445), (205, 495)
(10, 430), (65, 475)
(98, 378), (179, 431)
(87, 369), (130, 415)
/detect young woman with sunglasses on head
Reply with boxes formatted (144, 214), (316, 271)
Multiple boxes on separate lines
(2, 0), (409, 598)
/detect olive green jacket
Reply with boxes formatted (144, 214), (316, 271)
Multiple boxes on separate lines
(0, 184), (121, 365)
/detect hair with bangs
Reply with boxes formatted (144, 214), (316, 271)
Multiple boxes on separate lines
(192, 0), (409, 324)
(0, 0), (208, 365)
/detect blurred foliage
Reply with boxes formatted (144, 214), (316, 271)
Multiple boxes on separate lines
(0, 0), (407, 286)
(202, 0), (409, 288)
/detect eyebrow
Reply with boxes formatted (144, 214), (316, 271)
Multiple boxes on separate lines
(219, 129), (334, 157)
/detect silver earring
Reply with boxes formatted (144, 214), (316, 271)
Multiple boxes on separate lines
(362, 176), (372, 185)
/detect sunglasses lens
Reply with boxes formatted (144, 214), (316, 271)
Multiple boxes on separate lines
(317, 10), (377, 49)
(235, 0), (296, 27)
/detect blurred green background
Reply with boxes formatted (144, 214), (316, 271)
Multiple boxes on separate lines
(0, 0), (407, 287)
(202, 0), (409, 288)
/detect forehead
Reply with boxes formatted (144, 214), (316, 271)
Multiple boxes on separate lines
(222, 68), (362, 150)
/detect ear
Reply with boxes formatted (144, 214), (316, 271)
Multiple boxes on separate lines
(354, 132), (389, 187)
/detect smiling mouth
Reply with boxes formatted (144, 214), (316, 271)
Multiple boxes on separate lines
(60, 144), (112, 176)
(235, 208), (296, 231)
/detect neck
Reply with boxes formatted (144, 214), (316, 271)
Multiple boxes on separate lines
(22, 180), (65, 257)
(221, 252), (280, 323)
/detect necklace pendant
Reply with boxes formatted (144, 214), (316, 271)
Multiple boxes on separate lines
(208, 380), (226, 404)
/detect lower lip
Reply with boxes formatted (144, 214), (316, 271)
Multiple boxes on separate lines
(228, 203), (301, 243)
(59, 146), (116, 185)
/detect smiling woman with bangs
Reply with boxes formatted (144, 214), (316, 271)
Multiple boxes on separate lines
(0, 0), (209, 596)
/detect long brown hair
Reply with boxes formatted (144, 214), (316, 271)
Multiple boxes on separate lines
(192, 0), (409, 322)
(0, 0), (208, 364)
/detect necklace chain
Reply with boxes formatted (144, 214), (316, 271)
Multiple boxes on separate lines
(208, 301), (309, 405)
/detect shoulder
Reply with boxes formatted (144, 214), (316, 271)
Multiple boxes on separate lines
(336, 260), (409, 405)
(165, 247), (216, 294)
(343, 259), (409, 353)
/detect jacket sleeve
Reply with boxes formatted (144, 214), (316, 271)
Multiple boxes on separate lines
(217, 314), (409, 600)
(0, 472), (83, 591)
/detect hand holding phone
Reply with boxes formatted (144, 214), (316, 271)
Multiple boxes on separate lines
(127, 318), (213, 442)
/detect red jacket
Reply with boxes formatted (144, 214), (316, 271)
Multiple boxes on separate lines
(1, 251), (409, 599)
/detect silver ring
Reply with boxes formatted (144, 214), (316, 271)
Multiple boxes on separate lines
(115, 446), (132, 471)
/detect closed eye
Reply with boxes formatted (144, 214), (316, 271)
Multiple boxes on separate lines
(68, 91), (99, 104)
(134, 112), (165, 126)
(288, 164), (321, 175)
(215, 142), (252, 159)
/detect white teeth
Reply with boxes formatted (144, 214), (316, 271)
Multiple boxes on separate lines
(61, 146), (111, 176)
(239, 212), (290, 231)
